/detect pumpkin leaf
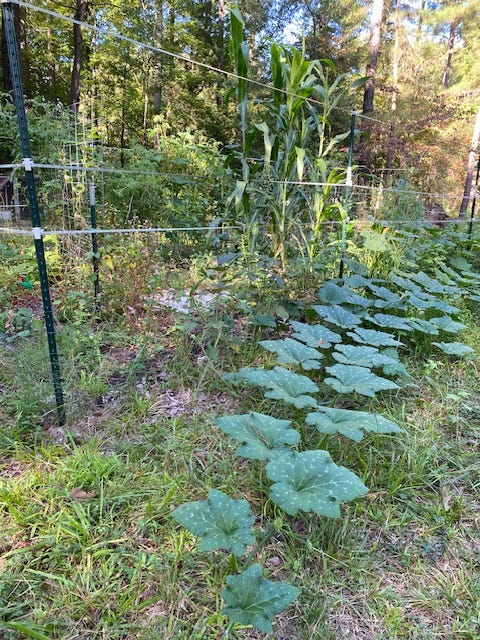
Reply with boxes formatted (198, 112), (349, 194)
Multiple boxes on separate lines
(215, 412), (300, 460)
(318, 281), (350, 304)
(171, 490), (255, 557)
(266, 450), (368, 516)
(325, 364), (399, 397)
(332, 344), (397, 369)
(365, 313), (414, 332)
(347, 327), (404, 347)
(290, 320), (342, 349)
(224, 367), (319, 409)
(430, 316), (467, 333)
(221, 564), (300, 634)
(306, 407), (402, 442)
(312, 304), (362, 329)
(260, 337), (323, 370)
(406, 318), (439, 335)
(432, 342), (475, 356)
(408, 271), (461, 295)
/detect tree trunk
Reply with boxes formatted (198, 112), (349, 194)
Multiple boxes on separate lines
(385, 0), (399, 187)
(459, 107), (480, 217)
(70, 0), (89, 111)
(441, 21), (456, 88)
(362, 0), (384, 114)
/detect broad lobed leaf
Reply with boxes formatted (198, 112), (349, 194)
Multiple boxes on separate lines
(216, 412), (300, 460)
(266, 450), (368, 517)
(171, 489), (255, 557)
(222, 564), (300, 633)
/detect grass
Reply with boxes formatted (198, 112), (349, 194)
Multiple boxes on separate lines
(1, 264), (479, 639)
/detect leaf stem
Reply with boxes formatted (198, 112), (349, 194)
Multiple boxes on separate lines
(243, 523), (277, 567)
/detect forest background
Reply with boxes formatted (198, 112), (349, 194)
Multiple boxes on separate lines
(1, 0), (479, 215)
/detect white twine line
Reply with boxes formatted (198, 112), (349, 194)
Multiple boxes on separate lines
(0, 225), (241, 237)
(1, 220), (476, 237)
(271, 180), (465, 199)
(0, 162), (197, 179)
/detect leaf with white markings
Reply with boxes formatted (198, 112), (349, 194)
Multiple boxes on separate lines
(432, 342), (474, 356)
(260, 338), (323, 370)
(312, 304), (362, 329)
(347, 328), (404, 347)
(290, 320), (342, 349)
(221, 564), (300, 633)
(333, 344), (396, 369)
(224, 367), (319, 408)
(366, 313), (414, 332)
(306, 407), (402, 442)
(406, 318), (439, 334)
(215, 412), (300, 460)
(325, 364), (399, 397)
(171, 490), (255, 556)
(266, 450), (368, 516)
(430, 316), (467, 333)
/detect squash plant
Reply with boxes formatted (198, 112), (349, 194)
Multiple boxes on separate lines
(172, 231), (478, 635)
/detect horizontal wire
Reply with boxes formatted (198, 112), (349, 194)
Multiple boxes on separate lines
(270, 180), (465, 199)
(0, 225), (241, 236)
(1, 219), (476, 237)
(0, 162), (199, 179)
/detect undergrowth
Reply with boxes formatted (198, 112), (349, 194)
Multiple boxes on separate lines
(0, 228), (479, 639)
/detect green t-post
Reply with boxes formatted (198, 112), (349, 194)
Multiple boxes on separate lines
(2, 1), (66, 425)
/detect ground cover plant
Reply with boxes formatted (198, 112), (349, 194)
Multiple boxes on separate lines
(1, 223), (479, 639)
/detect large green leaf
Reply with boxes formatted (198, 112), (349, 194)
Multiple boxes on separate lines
(389, 273), (423, 294)
(312, 304), (362, 329)
(290, 320), (342, 349)
(430, 316), (467, 333)
(224, 367), (319, 408)
(306, 407), (402, 442)
(318, 281), (350, 304)
(347, 328), (404, 347)
(406, 292), (460, 314)
(215, 412), (300, 460)
(406, 318), (439, 335)
(366, 283), (402, 303)
(332, 344), (401, 371)
(409, 271), (461, 295)
(260, 337), (323, 370)
(325, 364), (399, 397)
(365, 313), (414, 332)
(266, 450), (368, 516)
(432, 342), (475, 356)
(171, 490), (255, 557)
(221, 564), (300, 633)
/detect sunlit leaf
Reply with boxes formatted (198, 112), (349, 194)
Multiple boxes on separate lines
(347, 328), (404, 347)
(430, 316), (467, 333)
(306, 406), (402, 442)
(432, 342), (475, 356)
(260, 337), (323, 370)
(290, 320), (342, 349)
(224, 367), (319, 408)
(312, 304), (362, 329)
(406, 318), (439, 334)
(266, 450), (368, 516)
(215, 412), (300, 460)
(221, 564), (300, 633)
(325, 364), (399, 397)
(365, 313), (414, 332)
(171, 490), (255, 556)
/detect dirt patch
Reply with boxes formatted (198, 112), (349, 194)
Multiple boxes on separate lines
(0, 458), (28, 479)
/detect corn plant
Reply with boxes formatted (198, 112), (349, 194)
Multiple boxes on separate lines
(226, 9), (365, 272)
